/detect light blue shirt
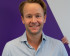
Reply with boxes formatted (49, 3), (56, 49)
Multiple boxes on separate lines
(2, 31), (68, 56)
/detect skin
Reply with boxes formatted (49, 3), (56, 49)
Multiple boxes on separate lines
(61, 37), (69, 44)
(21, 3), (46, 50)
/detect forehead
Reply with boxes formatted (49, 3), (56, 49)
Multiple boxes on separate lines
(23, 3), (44, 15)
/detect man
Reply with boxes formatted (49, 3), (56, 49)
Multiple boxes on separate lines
(2, 0), (68, 56)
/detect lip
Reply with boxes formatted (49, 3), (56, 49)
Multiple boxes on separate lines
(29, 23), (39, 27)
(29, 26), (39, 30)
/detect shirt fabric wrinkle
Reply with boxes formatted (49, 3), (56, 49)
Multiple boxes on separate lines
(2, 31), (68, 56)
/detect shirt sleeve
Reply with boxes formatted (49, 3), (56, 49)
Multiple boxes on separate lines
(2, 43), (11, 56)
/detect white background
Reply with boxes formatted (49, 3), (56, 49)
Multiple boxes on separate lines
(47, 0), (70, 47)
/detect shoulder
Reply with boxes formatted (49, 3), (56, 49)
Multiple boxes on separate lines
(44, 35), (67, 50)
(42, 35), (68, 56)
(45, 35), (64, 46)
(4, 35), (22, 48)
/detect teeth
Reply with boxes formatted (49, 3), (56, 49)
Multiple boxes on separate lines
(30, 25), (39, 27)
(32, 26), (37, 27)
(29, 25), (39, 27)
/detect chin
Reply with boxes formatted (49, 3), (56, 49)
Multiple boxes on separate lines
(30, 30), (41, 35)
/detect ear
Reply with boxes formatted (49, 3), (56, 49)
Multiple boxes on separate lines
(21, 16), (24, 24)
(44, 14), (47, 23)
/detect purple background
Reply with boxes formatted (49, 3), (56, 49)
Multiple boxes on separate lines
(0, 0), (70, 56)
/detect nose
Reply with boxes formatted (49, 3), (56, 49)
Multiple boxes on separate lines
(31, 16), (37, 23)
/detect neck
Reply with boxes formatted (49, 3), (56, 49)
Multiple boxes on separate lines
(26, 31), (42, 50)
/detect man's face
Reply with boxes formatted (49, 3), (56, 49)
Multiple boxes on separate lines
(21, 3), (46, 35)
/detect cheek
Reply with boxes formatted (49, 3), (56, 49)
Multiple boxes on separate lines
(24, 19), (31, 24)
(38, 19), (45, 24)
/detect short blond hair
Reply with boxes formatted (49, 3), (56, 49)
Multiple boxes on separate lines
(19, 0), (47, 16)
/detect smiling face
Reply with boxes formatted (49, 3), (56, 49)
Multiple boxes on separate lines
(21, 3), (46, 35)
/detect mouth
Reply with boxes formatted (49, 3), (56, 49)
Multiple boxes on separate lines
(28, 22), (40, 31)
(29, 25), (39, 27)
(29, 24), (40, 30)
(29, 24), (40, 28)
(29, 23), (40, 27)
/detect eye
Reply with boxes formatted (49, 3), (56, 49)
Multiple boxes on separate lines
(26, 15), (32, 18)
(36, 15), (41, 18)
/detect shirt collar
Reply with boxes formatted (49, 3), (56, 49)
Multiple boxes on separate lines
(20, 31), (27, 42)
(42, 32), (47, 41)
(20, 31), (47, 42)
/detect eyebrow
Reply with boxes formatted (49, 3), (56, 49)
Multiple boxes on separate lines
(25, 13), (42, 16)
(35, 13), (42, 15)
